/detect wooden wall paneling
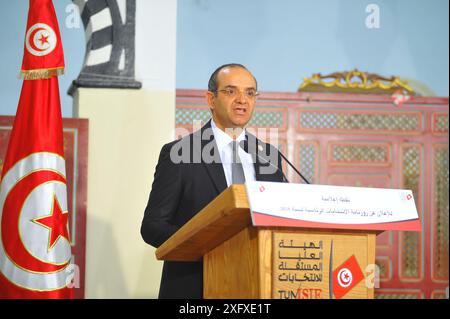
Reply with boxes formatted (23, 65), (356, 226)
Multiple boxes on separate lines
(176, 89), (449, 299)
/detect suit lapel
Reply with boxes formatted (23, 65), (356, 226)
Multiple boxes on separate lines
(200, 120), (228, 194)
(248, 132), (283, 182)
(205, 162), (228, 194)
(198, 122), (282, 193)
(248, 132), (267, 181)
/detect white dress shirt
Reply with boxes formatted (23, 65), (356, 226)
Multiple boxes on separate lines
(210, 118), (256, 186)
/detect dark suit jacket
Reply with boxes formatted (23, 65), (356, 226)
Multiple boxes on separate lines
(140, 120), (285, 299)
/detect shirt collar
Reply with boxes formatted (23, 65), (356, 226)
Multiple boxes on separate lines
(210, 118), (246, 153)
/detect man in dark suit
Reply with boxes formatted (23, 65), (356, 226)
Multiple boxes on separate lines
(140, 64), (285, 299)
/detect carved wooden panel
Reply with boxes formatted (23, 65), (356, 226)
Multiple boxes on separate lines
(176, 89), (449, 299)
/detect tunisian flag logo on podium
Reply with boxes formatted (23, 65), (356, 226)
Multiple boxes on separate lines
(332, 255), (365, 299)
(0, 0), (73, 298)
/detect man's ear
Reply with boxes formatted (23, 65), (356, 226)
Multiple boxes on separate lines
(206, 91), (215, 112)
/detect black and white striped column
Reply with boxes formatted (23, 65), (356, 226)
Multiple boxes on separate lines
(69, 0), (141, 94)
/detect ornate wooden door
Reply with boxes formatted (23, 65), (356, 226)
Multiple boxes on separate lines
(176, 89), (449, 299)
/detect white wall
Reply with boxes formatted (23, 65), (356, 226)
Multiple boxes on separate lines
(74, 0), (177, 298)
(136, 0), (177, 91)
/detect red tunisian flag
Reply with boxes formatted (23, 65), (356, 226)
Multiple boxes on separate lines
(332, 255), (365, 299)
(0, 0), (73, 298)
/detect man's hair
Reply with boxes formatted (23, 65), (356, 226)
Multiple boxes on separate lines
(207, 63), (258, 93)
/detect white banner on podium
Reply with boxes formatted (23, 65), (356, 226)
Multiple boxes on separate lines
(245, 181), (421, 232)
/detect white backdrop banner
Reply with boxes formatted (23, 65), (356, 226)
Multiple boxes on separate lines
(245, 181), (421, 232)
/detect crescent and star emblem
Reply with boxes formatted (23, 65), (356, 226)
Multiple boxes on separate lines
(0, 153), (71, 291)
(32, 193), (71, 253)
(337, 268), (353, 288)
(25, 23), (57, 56)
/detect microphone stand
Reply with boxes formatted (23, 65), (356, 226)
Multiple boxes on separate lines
(240, 139), (310, 184)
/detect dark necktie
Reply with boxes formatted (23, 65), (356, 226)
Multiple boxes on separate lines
(231, 141), (246, 184)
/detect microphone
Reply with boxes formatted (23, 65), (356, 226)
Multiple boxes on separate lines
(277, 148), (310, 184)
(239, 140), (288, 183)
(239, 139), (310, 184)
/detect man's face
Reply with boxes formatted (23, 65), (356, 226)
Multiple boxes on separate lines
(207, 67), (257, 132)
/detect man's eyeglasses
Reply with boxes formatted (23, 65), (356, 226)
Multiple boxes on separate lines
(214, 87), (259, 99)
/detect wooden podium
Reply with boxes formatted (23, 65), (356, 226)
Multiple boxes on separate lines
(155, 185), (377, 299)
